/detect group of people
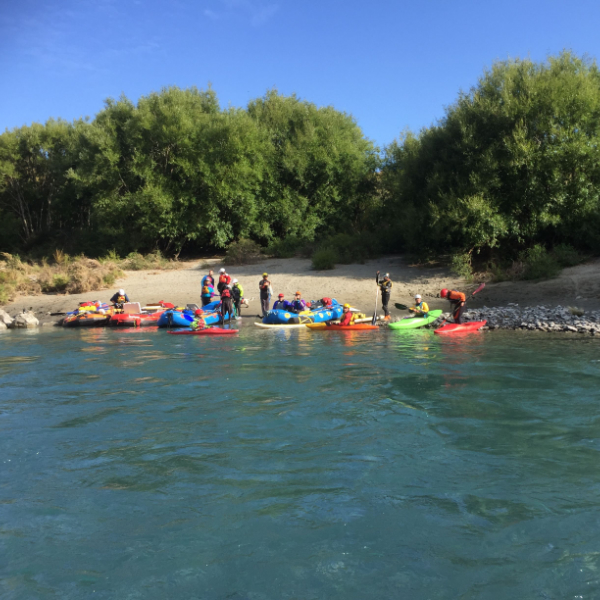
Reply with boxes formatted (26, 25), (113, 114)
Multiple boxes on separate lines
(201, 268), (244, 324)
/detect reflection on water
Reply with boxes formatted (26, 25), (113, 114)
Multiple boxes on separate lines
(1, 328), (600, 599)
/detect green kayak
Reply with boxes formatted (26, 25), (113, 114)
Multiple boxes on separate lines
(388, 310), (443, 330)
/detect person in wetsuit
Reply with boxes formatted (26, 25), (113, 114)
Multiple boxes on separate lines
(376, 271), (393, 319)
(440, 288), (466, 323)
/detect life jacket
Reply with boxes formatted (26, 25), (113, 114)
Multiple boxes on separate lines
(447, 290), (466, 303)
(202, 285), (213, 296)
(219, 274), (231, 286)
(221, 287), (231, 299)
(117, 295), (126, 304)
(321, 297), (333, 308)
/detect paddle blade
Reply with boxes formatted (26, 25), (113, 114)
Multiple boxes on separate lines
(472, 283), (486, 296)
(371, 312), (377, 326)
(394, 303), (408, 310)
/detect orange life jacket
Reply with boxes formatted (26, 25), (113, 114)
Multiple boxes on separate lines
(447, 290), (466, 303)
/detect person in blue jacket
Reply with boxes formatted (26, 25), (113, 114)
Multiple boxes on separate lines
(290, 291), (307, 313)
(272, 293), (290, 310)
(110, 289), (130, 309)
(201, 270), (216, 307)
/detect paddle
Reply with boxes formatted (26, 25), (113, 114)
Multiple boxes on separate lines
(372, 273), (380, 325)
(394, 303), (409, 310)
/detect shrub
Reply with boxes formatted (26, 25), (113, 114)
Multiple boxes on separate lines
(520, 245), (561, 280)
(312, 247), (338, 270)
(223, 239), (264, 266)
(266, 236), (311, 259)
(450, 253), (474, 281)
(40, 273), (70, 292)
(552, 244), (585, 267)
(313, 232), (384, 266)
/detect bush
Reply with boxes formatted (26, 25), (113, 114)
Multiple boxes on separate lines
(121, 250), (176, 271)
(552, 244), (585, 267)
(312, 248), (338, 270)
(450, 253), (474, 281)
(223, 239), (264, 266)
(520, 245), (561, 280)
(314, 232), (384, 266)
(40, 273), (70, 292)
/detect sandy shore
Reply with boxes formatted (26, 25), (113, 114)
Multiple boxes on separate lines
(2, 255), (600, 325)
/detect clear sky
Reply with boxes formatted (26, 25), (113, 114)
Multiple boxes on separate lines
(1, 0), (599, 148)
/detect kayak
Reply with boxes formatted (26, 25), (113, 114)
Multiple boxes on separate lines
(388, 310), (443, 330)
(434, 320), (487, 335)
(167, 328), (239, 336)
(307, 323), (379, 331)
(254, 322), (308, 330)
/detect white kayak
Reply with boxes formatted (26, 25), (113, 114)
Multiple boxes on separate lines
(254, 322), (308, 330)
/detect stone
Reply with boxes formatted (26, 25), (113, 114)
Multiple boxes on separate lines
(12, 311), (39, 328)
(0, 309), (13, 327)
(0, 321), (7, 330)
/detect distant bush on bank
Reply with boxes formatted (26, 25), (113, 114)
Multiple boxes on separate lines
(450, 244), (588, 283)
(0, 252), (124, 305)
(223, 239), (264, 266)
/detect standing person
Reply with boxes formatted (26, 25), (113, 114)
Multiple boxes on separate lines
(409, 294), (430, 317)
(440, 288), (466, 323)
(217, 268), (232, 294)
(231, 279), (244, 318)
(376, 271), (393, 319)
(259, 272), (271, 318)
(291, 291), (307, 313)
(220, 285), (234, 326)
(201, 269), (216, 307)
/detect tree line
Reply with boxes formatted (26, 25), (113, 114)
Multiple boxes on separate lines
(1, 51), (600, 264)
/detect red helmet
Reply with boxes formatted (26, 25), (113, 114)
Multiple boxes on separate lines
(440, 288), (449, 298)
(195, 309), (204, 316)
(278, 293), (284, 298)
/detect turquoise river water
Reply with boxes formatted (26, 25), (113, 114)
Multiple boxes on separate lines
(1, 326), (600, 599)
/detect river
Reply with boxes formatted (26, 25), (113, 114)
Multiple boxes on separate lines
(1, 327), (599, 599)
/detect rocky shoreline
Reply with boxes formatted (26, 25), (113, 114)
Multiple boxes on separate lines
(431, 305), (600, 334)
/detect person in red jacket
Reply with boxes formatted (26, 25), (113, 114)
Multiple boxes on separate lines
(217, 268), (232, 294)
(440, 288), (466, 323)
(220, 285), (234, 325)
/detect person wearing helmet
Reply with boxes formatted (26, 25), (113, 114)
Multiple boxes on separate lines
(273, 293), (289, 311)
(220, 285), (233, 325)
(217, 268), (232, 294)
(440, 288), (466, 323)
(110, 289), (130, 309)
(290, 291), (307, 313)
(231, 279), (244, 318)
(190, 309), (206, 331)
(409, 294), (430, 317)
(259, 273), (271, 318)
(201, 269), (216, 307)
(376, 271), (393, 319)
(339, 303), (355, 326)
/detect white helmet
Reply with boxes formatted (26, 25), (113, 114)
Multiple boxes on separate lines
(118, 289), (125, 295)
(219, 268), (225, 273)
(415, 294), (421, 299)
(385, 273), (390, 277)
(232, 278), (238, 283)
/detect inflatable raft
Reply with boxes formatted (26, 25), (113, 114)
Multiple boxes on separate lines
(434, 320), (487, 335)
(388, 310), (443, 330)
(263, 300), (343, 325)
(157, 308), (230, 328)
(63, 312), (111, 327)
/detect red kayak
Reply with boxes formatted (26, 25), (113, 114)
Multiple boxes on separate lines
(167, 328), (239, 336)
(307, 323), (378, 331)
(434, 320), (487, 335)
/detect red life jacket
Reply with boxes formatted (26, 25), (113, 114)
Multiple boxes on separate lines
(219, 274), (231, 286)
(221, 288), (231, 298)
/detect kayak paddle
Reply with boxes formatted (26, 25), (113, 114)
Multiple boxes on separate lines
(394, 303), (409, 310)
(372, 273), (380, 325)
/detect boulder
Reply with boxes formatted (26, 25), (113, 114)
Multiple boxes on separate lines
(0, 309), (13, 327)
(12, 311), (39, 328)
(0, 321), (7, 331)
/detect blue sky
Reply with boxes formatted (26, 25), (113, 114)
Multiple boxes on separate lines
(1, 0), (599, 148)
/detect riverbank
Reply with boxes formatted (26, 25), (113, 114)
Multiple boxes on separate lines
(2, 255), (600, 328)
